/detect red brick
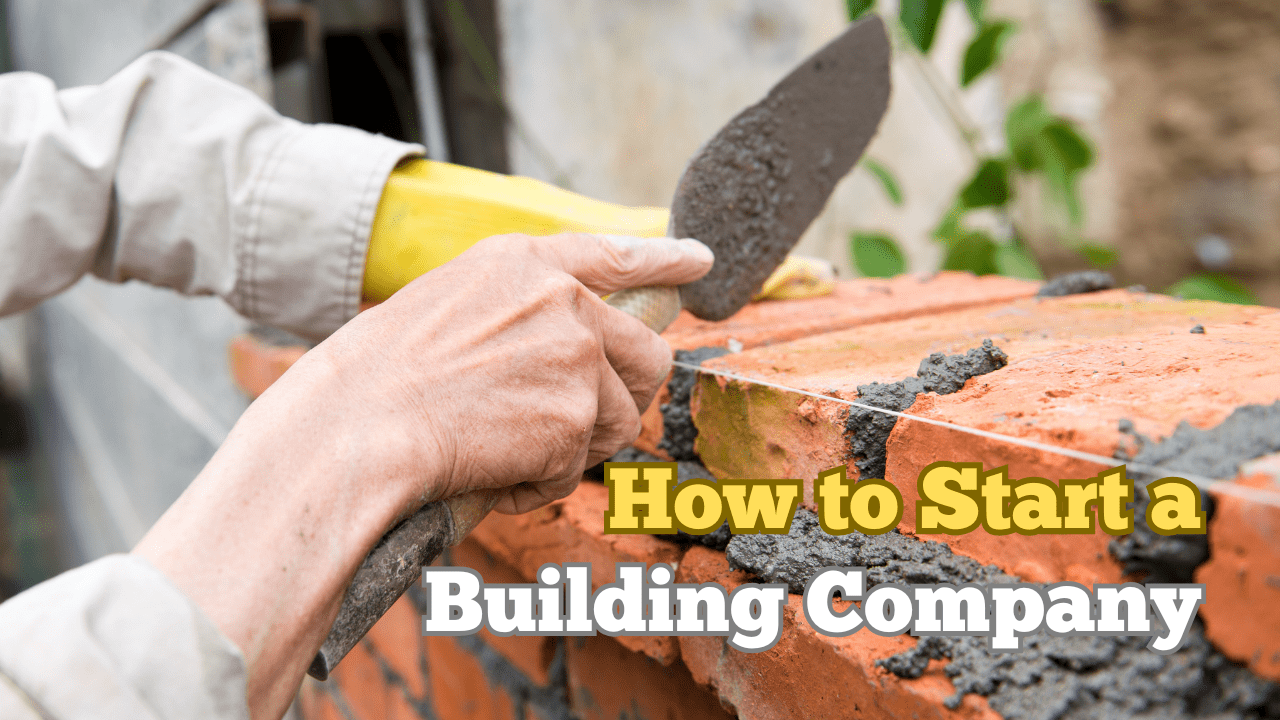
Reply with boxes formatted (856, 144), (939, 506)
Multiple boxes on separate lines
(675, 547), (999, 720)
(363, 595), (429, 697)
(662, 273), (1038, 352)
(634, 274), (1039, 458)
(318, 633), (403, 720)
(690, 292), (1276, 582)
(426, 635), (519, 720)
(225, 276), (1036, 455)
(226, 334), (308, 399)
(565, 632), (734, 720)
(451, 537), (559, 685)
(297, 680), (343, 720)
(1197, 453), (1280, 681)
(882, 309), (1280, 584)
(469, 479), (686, 664)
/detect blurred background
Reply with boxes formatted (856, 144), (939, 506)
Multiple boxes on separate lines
(0, 0), (1277, 600)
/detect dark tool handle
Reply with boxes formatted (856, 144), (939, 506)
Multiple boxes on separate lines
(308, 490), (501, 680)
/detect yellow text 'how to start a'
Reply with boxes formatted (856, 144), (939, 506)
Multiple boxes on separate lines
(602, 462), (1207, 537)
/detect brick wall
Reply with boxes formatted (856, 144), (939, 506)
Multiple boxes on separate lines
(232, 273), (1280, 719)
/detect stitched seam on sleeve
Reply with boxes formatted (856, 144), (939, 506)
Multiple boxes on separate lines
(343, 150), (393, 322)
(239, 125), (304, 323)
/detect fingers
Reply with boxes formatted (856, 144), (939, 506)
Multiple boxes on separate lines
(492, 300), (652, 516)
(519, 233), (714, 296)
(597, 303), (673, 412)
(585, 356), (644, 466)
(412, 232), (704, 518)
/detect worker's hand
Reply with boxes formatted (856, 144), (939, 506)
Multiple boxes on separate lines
(322, 232), (714, 514)
(136, 232), (711, 720)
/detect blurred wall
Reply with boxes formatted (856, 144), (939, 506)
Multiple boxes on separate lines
(991, 0), (1120, 272)
(496, 0), (1000, 277)
(1095, 0), (1280, 304)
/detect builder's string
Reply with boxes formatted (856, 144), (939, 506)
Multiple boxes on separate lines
(670, 359), (1280, 510)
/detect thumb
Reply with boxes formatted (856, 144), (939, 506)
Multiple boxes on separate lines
(529, 233), (715, 296)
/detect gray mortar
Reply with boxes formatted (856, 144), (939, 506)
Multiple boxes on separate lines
(658, 347), (731, 461)
(1191, 324), (1206, 334)
(671, 100), (791, 322)
(879, 627), (1280, 719)
(845, 339), (1008, 481)
(726, 509), (1280, 719)
(725, 508), (1011, 595)
(1036, 270), (1116, 298)
(610, 447), (732, 551)
(1111, 401), (1280, 582)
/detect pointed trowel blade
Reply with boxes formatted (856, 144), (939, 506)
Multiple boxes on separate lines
(673, 15), (892, 321)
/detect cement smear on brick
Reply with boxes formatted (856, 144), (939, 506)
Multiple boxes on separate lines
(1111, 401), (1280, 582)
(880, 628), (1280, 719)
(610, 447), (731, 550)
(725, 508), (1010, 595)
(658, 347), (731, 461)
(1036, 270), (1116, 297)
(726, 510), (1280, 719)
(844, 339), (1008, 480)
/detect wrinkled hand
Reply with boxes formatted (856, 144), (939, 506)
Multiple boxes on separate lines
(320, 232), (713, 514)
(135, 232), (711, 720)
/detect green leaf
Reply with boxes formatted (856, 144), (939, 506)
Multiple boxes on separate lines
(1042, 120), (1093, 172)
(961, 21), (1016, 87)
(1005, 98), (1095, 226)
(846, 0), (876, 21)
(1005, 95), (1051, 171)
(1036, 122), (1093, 226)
(1166, 273), (1257, 305)
(964, 0), (983, 23)
(1078, 242), (1118, 268)
(940, 231), (999, 275)
(1040, 149), (1083, 225)
(994, 243), (1043, 279)
(851, 232), (908, 278)
(862, 158), (905, 206)
(959, 158), (1011, 209)
(900, 0), (948, 53)
(932, 201), (966, 243)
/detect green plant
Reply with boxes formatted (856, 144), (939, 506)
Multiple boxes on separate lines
(1167, 273), (1258, 305)
(846, 0), (1102, 281)
(844, 1), (1259, 306)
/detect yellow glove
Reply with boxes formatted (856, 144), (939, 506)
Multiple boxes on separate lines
(363, 158), (839, 305)
(363, 159), (669, 302)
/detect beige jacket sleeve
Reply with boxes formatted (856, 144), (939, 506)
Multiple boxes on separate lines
(0, 50), (420, 339)
(0, 555), (251, 719)
(0, 53), (423, 717)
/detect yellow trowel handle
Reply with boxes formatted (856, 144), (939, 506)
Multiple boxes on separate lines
(363, 159), (672, 302)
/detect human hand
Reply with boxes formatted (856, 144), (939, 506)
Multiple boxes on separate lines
(324, 232), (713, 514)
(135, 232), (711, 719)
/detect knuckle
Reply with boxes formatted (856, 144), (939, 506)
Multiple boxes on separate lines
(558, 322), (601, 363)
(600, 240), (648, 283)
(566, 400), (598, 433)
(621, 410), (643, 441)
(535, 270), (586, 306)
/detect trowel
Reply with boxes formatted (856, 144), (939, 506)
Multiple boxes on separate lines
(309, 14), (891, 680)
